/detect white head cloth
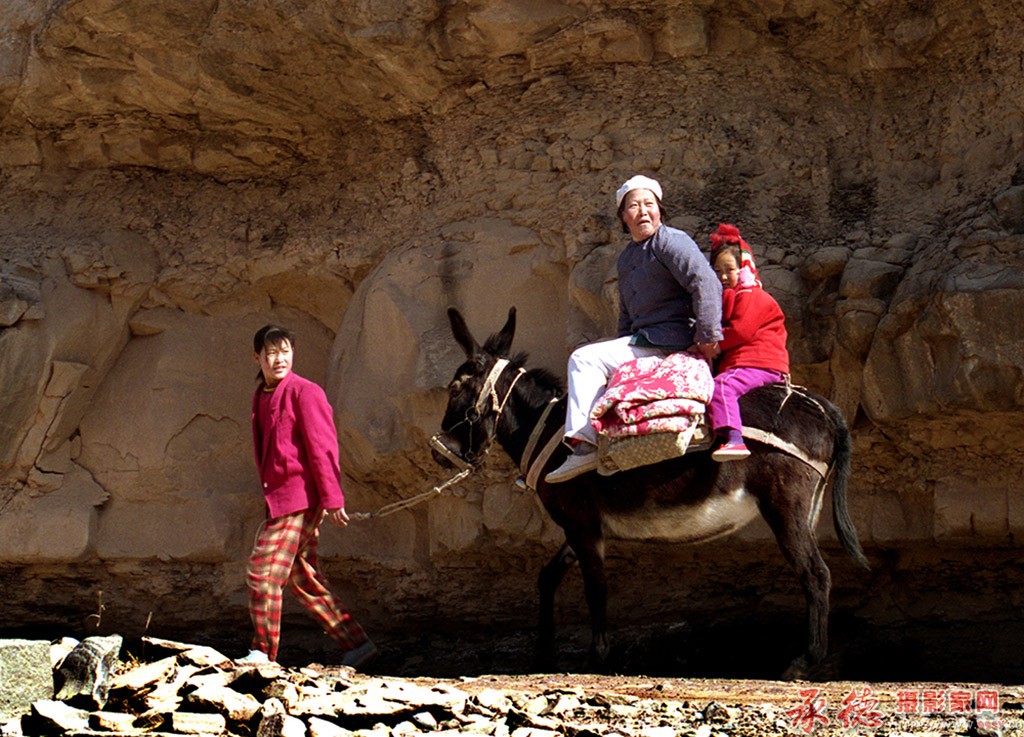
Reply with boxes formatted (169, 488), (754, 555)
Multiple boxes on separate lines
(615, 175), (663, 209)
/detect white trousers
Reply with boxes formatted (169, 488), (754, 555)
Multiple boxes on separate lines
(564, 336), (669, 444)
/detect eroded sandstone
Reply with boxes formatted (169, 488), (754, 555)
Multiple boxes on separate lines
(0, 0), (1022, 653)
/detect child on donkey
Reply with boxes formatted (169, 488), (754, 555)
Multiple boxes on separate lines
(240, 324), (376, 668)
(707, 224), (790, 462)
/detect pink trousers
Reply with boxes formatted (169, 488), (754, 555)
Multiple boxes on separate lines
(708, 366), (786, 435)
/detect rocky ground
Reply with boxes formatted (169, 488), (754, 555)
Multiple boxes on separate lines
(5, 626), (1024, 737)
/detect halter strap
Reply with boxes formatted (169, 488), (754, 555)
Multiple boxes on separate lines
(475, 358), (526, 419)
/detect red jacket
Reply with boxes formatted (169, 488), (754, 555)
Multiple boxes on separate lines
(252, 371), (345, 519)
(717, 284), (790, 374)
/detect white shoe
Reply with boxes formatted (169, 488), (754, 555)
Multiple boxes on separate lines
(235, 649), (270, 664)
(711, 441), (751, 462)
(341, 639), (378, 669)
(545, 450), (599, 483)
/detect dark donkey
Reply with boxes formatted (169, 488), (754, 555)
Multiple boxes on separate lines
(432, 306), (869, 678)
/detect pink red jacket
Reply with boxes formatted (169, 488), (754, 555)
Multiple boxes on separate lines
(251, 371), (345, 519)
(718, 283), (790, 375)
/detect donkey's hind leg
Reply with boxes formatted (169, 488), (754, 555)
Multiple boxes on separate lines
(537, 542), (577, 666)
(758, 467), (832, 680)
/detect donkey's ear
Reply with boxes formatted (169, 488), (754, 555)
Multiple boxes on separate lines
(485, 306), (516, 357)
(448, 307), (480, 358)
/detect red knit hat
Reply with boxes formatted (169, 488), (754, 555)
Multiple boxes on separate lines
(709, 223), (760, 286)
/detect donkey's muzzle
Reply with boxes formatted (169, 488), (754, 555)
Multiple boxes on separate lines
(430, 433), (473, 470)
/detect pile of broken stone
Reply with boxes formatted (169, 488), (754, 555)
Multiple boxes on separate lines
(2, 634), (771, 737)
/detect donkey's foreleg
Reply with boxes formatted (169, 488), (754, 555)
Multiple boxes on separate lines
(536, 542), (577, 664)
(569, 533), (609, 666)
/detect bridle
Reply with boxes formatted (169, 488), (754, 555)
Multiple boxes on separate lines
(430, 358), (526, 469)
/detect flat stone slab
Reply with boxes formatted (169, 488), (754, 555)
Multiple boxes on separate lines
(0, 639), (53, 720)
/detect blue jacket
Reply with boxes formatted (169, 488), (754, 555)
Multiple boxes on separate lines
(616, 225), (723, 349)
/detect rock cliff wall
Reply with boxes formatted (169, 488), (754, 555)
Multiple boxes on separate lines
(1, 0), (1023, 651)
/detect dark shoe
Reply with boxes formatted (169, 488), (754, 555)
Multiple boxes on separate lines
(341, 639), (378, 669)
(711, 441), (750, 462)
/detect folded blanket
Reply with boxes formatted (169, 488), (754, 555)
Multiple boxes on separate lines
(590, 352), (714, 438)
(595, 410), (705, 438)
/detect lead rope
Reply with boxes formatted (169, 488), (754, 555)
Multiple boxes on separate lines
(349, 468), (473, 521)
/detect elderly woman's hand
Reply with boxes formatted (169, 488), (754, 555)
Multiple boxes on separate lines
(695, 342), (721, 361)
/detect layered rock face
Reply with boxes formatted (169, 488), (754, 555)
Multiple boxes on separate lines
(1, 0), (1023, 649)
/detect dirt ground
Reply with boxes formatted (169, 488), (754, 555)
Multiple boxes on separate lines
(284, 621), (1024, 737)
(428, 673), (1024, 736)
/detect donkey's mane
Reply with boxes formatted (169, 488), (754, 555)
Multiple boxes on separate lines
(479, 322), (564, 400)
(506, 351), (562, 393)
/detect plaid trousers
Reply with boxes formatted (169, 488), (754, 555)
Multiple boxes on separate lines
(245, 509), (366, 661)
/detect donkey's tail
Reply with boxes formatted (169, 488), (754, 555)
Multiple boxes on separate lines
(827, 403), (869, 569)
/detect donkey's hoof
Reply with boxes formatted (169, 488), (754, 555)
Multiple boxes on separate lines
(533, 652), (557, 672)
(587, 635), (611, 670)
(781, 653), (837, 682)
(781, 656), (811, 681)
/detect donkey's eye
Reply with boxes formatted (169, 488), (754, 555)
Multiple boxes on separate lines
(450, 373), (474, 395)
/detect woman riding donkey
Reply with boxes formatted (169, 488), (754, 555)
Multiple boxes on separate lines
(546, 175), (723, 483)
